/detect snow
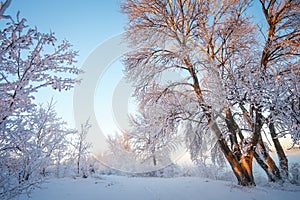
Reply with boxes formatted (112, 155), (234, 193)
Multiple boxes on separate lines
(18, 175), (300, 200)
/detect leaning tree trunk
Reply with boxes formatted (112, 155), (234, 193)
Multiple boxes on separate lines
(255, 137), (282, 182)
(269, 121), (289, 179)
(259, 0), (293, 182)
(252, 116), (288, 183)
(209, 119), (255, 186)
(240, 151), (255, 185)
(187, 56), (255, 186)
(224, 108), (258, 186)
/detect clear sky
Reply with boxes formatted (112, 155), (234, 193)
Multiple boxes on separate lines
(6, 0), (126, 53)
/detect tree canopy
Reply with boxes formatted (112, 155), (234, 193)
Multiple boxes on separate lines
(122, 0), (300, 186)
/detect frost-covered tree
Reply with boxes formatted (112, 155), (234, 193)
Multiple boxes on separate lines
(0, 2), (80, 126)
(72, 119), (92, 178)
(105, 128), (175, 174)
(257, 0), (300, 180)
(26, 101), (76, 177)
(105, 131), (140, 173)
(0, 101), (76, 199)
(224, 0), (300, 182)
(128, 86), (181, 167)
(121, 0), (299, 186)
(0, 1), (81, 198)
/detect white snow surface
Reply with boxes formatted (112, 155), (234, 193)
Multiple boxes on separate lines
(18, 175), (300, 200)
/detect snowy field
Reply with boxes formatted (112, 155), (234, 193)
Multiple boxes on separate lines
(18, 175), (300, 200)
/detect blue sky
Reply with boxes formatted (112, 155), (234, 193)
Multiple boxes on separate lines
(7, 0), (126, 55)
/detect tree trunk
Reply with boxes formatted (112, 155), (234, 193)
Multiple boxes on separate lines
(189, 54), (255, 185)
(152, 154), (157, 166)
(269, 121), (288, 179)
(77, 155), (80, 175)
(224, 108), (258, 186)
(225, 108), (242, 160)
(257, 137), (282, 182)
(253, 151), (277, 181)
(209, 120), (255, 186)
(240, 151), (255, 185)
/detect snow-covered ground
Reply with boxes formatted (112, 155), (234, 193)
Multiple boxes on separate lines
(18, 175), (300, 200)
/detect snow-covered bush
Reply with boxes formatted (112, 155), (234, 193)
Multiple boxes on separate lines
(178, 163), (234, 181)
(290, 163), (300, 185)
(0, 102), (76, 199)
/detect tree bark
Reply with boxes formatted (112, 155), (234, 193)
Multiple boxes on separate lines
(256, 137), (282, 182)
(152, 154), (157, 166)
(269, 121), (288, 179)
(225, 108), (242, 160)
(253, 151), (276, 181)
(224, 108), (259, 185)
(240, 151), (255, 185)
(209, 120), (255, 186)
